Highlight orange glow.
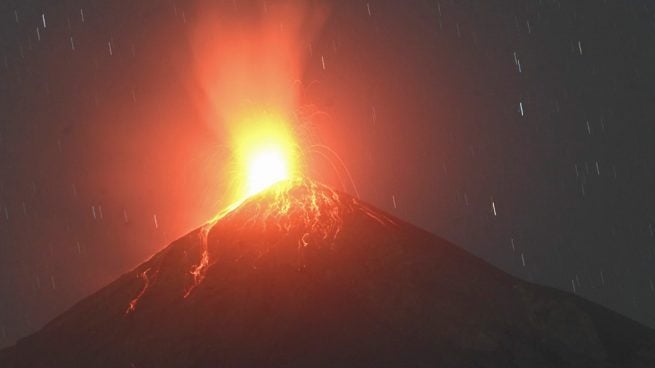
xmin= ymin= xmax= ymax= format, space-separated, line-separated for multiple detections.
xmin=232 ymin=112 xmax=300 ymax=199
xmin=128 ymin=178 xmax=398 ymax=309
xmin=155 ymin=1 xmax=336 ymax=304
xmin=188 ymin=1 xmax=328 ymax=202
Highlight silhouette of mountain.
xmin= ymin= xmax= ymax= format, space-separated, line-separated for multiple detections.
xmin=1 ymin=180 xmax=654 ymax=367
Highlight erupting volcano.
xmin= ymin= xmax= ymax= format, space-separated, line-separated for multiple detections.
xmin=2 ymin=178 xmax=655 ymax=367
xmin=5 ymin=0 xmax=655 ymax=365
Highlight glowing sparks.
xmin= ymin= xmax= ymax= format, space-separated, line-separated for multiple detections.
xmin=121 ymin=1 xmax=340 ymax=312
xmin=246 ymin=146 xmax=291 ymax=196
xmin=231 ymin=111 xmax=300 ymax=200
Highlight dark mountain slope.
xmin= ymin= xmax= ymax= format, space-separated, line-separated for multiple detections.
xmin=1 ymin=180 xmax=654 ymax=367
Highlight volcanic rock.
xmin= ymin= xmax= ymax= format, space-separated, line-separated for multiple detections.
xmin=1 ymin=180 xmax=654 ymax=367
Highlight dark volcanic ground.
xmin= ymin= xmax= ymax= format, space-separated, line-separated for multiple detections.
xmin=1 ymin=183 xmax=654 ymax=367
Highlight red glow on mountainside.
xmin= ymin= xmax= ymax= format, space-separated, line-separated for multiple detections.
xmin=125 ymin=179 xmax=396 ymax=312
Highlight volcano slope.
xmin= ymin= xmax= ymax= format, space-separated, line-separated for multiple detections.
xmin=1 ymin=180 xmax=655 ymax=368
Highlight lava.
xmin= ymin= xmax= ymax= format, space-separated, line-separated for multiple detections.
xmin=236 ymin=179 xmax=346 ymax=244
xmin=183 ymin=225 xmax=211 ymax=298
xmin=183 ymin=178 xmax=345 ymax=299
xmin=125 ymin=268 xmax=153 ymax=315
xmin=122 ymin=1 xmax=361 ymax=309
xmin=125 ymin=178 xmax=396 ymax=312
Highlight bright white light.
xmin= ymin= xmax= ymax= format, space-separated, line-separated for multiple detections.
xmin=246 ymin=147 xmax=290 ymax=196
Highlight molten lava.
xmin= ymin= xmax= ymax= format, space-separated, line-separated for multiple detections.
xmin=122 ymin=1 xmax=336 ymax=313
xmin=125 ymin=268 xmax=154 ymax=314
xmin=125 ymin=178 xmax=396 ymax=313
xmin=182 ymin=179 xmax=346 ymax=298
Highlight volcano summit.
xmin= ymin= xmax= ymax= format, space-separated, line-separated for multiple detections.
xmin=1 ymin=180 xmax=655 ymax=367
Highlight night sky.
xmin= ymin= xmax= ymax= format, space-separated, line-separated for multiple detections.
xmin=2 ymin=0 xmax=655 ymax=348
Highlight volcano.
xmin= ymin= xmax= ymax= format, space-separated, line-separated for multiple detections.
xmin=1 ymin=180 xmax=654 ymax=367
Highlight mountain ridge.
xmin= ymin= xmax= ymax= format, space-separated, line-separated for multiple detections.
xmin=2 ymin=180 xmax=655 ymax=367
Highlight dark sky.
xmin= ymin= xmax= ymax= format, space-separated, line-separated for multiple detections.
xmin=2 ymin=0 xmax=655 ymax=348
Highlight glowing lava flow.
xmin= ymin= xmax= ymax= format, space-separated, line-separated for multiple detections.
xmin=125 ymin=177 xmax=398 ymax=312
xmin=184 ymin=225 xmax=212 ymax=298
xmin=125 ymin=268 xmax=154 ymax=314
xmin=180 ymin=178 xmax=397 ymax=298
xmin=123 ymin=0 xmax=336 ymax=313
xmin=125 ymin=106 xmax=387 ymax=310
xmin=181 ymin=113 xmax=301 ymax=297
xmin=182 ymin=178 xmax=344 ymax=298
xmin=122 ymin=114 xmax=391 ymax=310
xmin=237 ymin=179 xmax=346 ymax=245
